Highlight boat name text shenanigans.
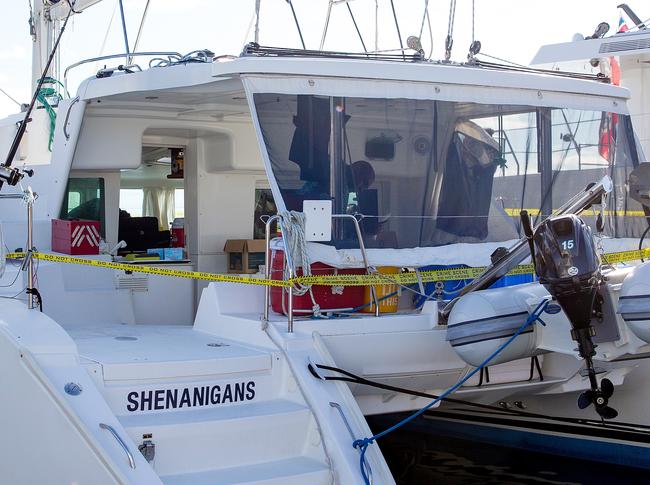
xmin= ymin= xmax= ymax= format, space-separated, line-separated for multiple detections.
xmin=126 ymin=381 xmax=256 ymax=412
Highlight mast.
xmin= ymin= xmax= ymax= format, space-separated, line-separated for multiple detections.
xmin=30 ymin=1 xmax=53 ymax=91
xmin=30 ymin=0 xmax=106 ymax=88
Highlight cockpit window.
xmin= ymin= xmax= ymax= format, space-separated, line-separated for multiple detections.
xmin=253 ymin=93 xmax=643 ymax=249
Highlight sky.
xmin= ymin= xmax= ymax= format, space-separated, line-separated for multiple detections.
xmin=0 ymin=0 xmax=646 ymax=117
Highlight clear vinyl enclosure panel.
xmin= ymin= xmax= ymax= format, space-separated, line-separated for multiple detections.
xmin=253 ymin=94 xmax=643 ymax=249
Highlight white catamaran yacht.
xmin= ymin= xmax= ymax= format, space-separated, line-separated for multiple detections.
xmin=1 ymin=1 xmax=649 ymax=483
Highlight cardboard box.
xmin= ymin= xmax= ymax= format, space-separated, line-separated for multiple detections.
xmin=224 ymin=239 xmax=266 ymax=274
xmin=52 ymin=219 xmax=101 ymax=255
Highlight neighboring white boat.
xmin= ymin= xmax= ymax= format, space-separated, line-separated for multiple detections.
xmin=532 ymin=11 xmax=650 ymax=159
xmin=1 ymin=1 xmax=649 ymax=484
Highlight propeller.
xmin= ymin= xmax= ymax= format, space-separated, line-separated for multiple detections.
xmin=577 ymin=377 xmax=618 ymax=419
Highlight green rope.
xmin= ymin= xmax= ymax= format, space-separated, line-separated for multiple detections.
xmin=35 ymin=77 xmax=63 ymax=152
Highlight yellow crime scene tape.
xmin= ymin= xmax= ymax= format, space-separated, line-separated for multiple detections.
xmin=500 ymin=208 xmax=648 ymax=217
xmin=6 ymin=248 xmax=650 ymax=288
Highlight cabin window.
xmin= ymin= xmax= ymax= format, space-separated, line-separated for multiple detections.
xmin=120 ymin=189 xmax=144 ymax=217
xmin=59 ymin=177 xmax=106 ymax=237
xmin=119 ymin=188 xmax=184 ymax=220
xmin=174 ymin=188 xmax=185 ymax=218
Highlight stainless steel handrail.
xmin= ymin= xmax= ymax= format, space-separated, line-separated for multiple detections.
xmin=263 ymin=215 xmax=295 ymax=332
xmin=1 ymin=190 xmax=36 ymax=309
xmin=332 ymin=214 xmax=380 ymax=317
xmin=264 ymin=215 xmax=280 ymax=323
xmin=330 ymin=402 xmax=373 ymax=484
xmin=64 ymin=51 xmax=182 ymax=92
xmin=26 ymin=189 xmax=34 ymax=310
xmin=99 ymin=422 xmax=136 ymax=469
xmin=279 ymin=217 xmax=296 ymax=332
xmin=63 ymin=96 xmax=80 ymax=140
xmin=263 ymin=211 xmax=381 ymax=332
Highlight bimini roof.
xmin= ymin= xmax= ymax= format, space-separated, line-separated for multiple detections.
xmin=213 ymin=55 xmax=629 ymax=114
xmin=74 ymin=51 xmax=630 ymax=115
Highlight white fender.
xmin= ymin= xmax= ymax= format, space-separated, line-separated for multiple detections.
xmin=619 ymin=261 xmax=650 ymax=343
xmin=447 ymin=283 xmax=549 ymax=367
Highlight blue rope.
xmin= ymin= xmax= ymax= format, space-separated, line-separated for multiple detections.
xmin=352 ymin=298 xmax=550 ymax=485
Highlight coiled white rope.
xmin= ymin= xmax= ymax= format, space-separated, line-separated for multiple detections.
xmin=279 ymin=210 xmax=321 ymax=315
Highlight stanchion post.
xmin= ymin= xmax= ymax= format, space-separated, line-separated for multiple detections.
xmin=26 ymin=193 xmax=34 ymax=309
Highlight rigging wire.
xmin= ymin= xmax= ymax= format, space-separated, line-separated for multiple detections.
xmin=242 ymin=7 xmax=257 ymax=47
xmin=388 ymin=0 xmax=405 ymax=60
xmin=445 ymin=0 xmax=457 ymax=61
xmin=130 ymin=0 xmax=152 ymax=63
xmin=98 ymin=0 xmax=119 ymax=58
xmin=418 ymin=0 xmax=429 ymax=40
xmin=374 ymin=0 xmax=379 ymax=52
xmin=472 ymin=0 xmax=475 ymax=43
xmin=477 ymin=51 xmax=530 ymax=69
xmin=320 ymin=0 xmax=333 ymax=51
xmin=346 ymin=2 xmax=367 ymax=53
xmin=117 ymin=0 xmax=130 ymax=60
xmin=0 ymin=88 xmax=22 ymax=108
xmin=254 ymin=0 xmax=261 ymax=44
xmin=425 ymin=7 xmax=434 ymax=59
xmin=285 ymin=0 xmax=306 ymax=50
xmin=417 ymin=0 xmax=434 ymax=59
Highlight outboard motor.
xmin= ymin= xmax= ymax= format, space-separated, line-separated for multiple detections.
xmin=527 ymin=213 xmax=617 ymax=419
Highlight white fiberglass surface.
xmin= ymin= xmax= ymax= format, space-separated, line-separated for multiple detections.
xmin=65 ymin=323 xmax=264 ymax=366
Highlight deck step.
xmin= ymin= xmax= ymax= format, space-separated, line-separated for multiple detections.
xmin=119 ymin=399 xmax=320 ymax=476
xmin=101 ymin=372 xmax=278 ymax=416
xmin=118 ymin=398 xmax=308 ymax=428
xmin=72 ymin=325 xmax=273 ymax=381
xmin=160 ymin=457 xmax=332 ymax=485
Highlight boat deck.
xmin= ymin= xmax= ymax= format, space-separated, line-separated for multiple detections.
xmin=64 ymin=323 xmax=272 ymax=381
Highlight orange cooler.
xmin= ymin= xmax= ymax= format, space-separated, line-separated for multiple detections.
xmin=362 ymin=266 xmax=400 ymax=313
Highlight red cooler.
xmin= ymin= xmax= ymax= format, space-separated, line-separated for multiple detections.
xmin=270 ymin=249 xmax=366 ymax=315
xmin=171 ymin=218 xmax=185 ymax=248
xmin=52 ymin=219 xmax=101 ymax=255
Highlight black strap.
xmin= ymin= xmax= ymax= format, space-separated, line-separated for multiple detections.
xmin=308 ymin=362 xmax=650 ymax=434
xmin=26 ymin=287 xmax=43 ymax=312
